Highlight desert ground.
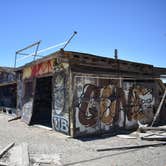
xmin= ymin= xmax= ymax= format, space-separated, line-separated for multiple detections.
xmin=0 ymin=113 xmax=166 ymax=166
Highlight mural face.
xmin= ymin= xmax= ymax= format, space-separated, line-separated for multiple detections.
xmin=74 ymin=76 xmax=155 ymax=136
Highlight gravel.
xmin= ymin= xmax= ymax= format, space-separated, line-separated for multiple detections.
xmin=0 ymin=113 xmax=166 ymax=166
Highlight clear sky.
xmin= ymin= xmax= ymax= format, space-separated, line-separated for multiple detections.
xmin=0 ymin=0 xmax=166 ymax=69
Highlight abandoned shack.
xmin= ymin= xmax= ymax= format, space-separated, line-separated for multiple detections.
xmin=0 ymin=67 xmax=17 ymax=114
xmin=1 ymin=50 xmax=166 ymax=137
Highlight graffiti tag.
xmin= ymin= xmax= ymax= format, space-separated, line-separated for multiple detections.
xmin=53 ymin=115 xmax=69 ymax=134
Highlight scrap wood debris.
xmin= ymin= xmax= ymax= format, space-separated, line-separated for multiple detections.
xmin=8 ymin=116 xmax=21 ymax=122
xmin=96 ymin=142 xmax=166 ymax=152
xmin=0 ymin=142 xmax=62 ymax=166
xmin=0 ymin=142 xmax=15 ymax=159
xmin=98 ymin=123 xmax=166 ymax=152
xmin=137 ymin=120 xmax=166 ymax=141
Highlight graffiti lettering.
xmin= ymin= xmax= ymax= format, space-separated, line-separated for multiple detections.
xmin=78 ymin=84 xmax=99 ymax=127
xmin=75 ymin=82 xmax=154 ymax=128
xmin=76 ymin=84 xmax=125 ymax=127
xmin=31 ymin=60 xmax=53 ymax=77
xmin=23 ymin=60 xmax=54 ymax=79
xmin=127 ymin=85 xmax=154 ymax=121
xmin=53 ymin=115 xmax=69 ymax=133
xmin=100 ymin=85 xmax=117 ymax=125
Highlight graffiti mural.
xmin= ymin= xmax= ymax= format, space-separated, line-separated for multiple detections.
xmin=23 ymin=59 xmax=54 ymax=79
xmin=52 ymin=115 xmax=69 ymax=133
xmin=74 ymin=76 xmax=121 ymax=135
xmin=78 ymin=84 xmax=99 ymax=127
xmin=74 ymin=76 xmax=155 ymax=136
xmin=52 ymin=66 xmax=69 ymax=134
xmin=127 ymin=85 xmax=153 ymax=120
xmin=100 ymin=85 xmax=123 ymax=125
xmin=53 ymin=74 xmax=66 ymax=115
xmin=123 ymin=83 xmax=155 ymax=126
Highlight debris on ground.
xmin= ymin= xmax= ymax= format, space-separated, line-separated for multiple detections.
xmin=8 ymin=116 xmax=21 ymax=122
xmin=96 ymin=142 xmax=166 ymax=152
xmin=0 ymin=142 xmax=15 ymax=159
xmin=33 ymin=125 xmax=52 ymax=131
xmin=0 ymin=142 xmax=62 ymax=166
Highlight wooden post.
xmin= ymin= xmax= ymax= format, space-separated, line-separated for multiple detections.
xmin=151 ymin=89 xmax=166 ymax=126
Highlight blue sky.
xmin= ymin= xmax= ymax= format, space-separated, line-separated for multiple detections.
xmin=0 ymin=0 xmax=166 ymax=68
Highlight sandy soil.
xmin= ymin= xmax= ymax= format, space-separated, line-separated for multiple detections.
xmin=0 ymin=113 xmax=166 ymax=166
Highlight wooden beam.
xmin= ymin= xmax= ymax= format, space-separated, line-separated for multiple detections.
xmin=0 ymin=142 xmax=15 ymax=159
xmin=139 ymin=126 xmax=166 ymax=132
xmin=151 ymin=89 xmax=166 ymax=126
xmin=9 ymin=143 xmax=29 ymax=166
xmin=0 ymin=162 xmax=7 ymax=166
xmin=97 ymin=142 xmax=166 ymax=152
xmin=8 ymin=116 xmax=21 ymax=122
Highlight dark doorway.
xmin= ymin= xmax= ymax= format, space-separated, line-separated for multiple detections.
xmin=0 ymin=83 xmax=17 ymax=109
xmin=31 ymin=76 xmax=52 ymax=127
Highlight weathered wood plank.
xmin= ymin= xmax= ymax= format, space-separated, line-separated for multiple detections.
xmin=97 ymin=142 xmax=166 ymax=152
xmin=30 ymin=153 xmax=61 ymax=165
xmin=9 ymin=142 xmax=29 ymax=166
xmin=33 ymin=125 xmax=52 ymax=131
xmin=0 ymin=142 xmax=15 ymax=159
xmin=8 ymin=116 xmax=21 ymax=122
xmin=139 ymin=126 xmax=166 ymax=132
xmin=0 ymin=162 xmax=8 ymax=166
xmin=151 ymin=89 xmax=166 ymax=126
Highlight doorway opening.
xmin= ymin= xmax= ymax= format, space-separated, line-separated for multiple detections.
xmin=0 ymin=83 xmax=17 ymax=114
xmin=31 ymin=76 xmax=52 ymax=127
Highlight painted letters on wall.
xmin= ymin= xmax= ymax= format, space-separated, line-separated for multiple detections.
xmin=122 ymin=81 xmax=155 ymax=128
xmin=73 ymin=75 xmax=155 ymax=136
xmin=23 ymin=59 xmax=54 ymax=79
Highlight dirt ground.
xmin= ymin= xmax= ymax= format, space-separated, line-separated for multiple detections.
xmin=0 ymin=113 xmax=166 ymax=166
